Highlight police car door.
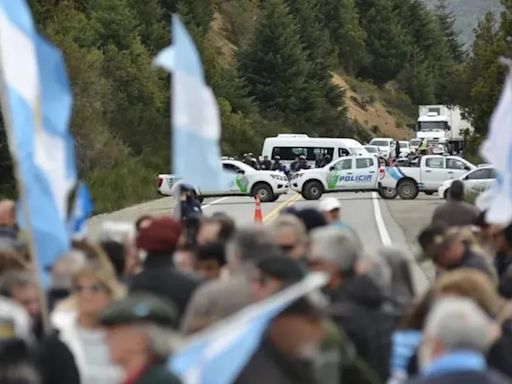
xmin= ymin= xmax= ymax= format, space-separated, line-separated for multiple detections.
xmin=354 ymin=157 xmax=378 ymax=189
xmin=222 ymin=163 xmax=241 ymax=193
xmin=327 ymin=158 xmax=353 ymax=191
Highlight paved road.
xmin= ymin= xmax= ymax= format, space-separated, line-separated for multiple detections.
xmin=90 ymin=191 xmax=442 ymax=293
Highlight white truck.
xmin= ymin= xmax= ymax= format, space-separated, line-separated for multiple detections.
xmin=415 ymin=105 xmax=474 ymax=154
xmin=380 ymin=155 xmax=476 ymax=199
xmin=290 ymin=155 xmax=398 ymax=200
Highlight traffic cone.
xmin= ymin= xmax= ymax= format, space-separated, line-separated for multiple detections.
xmin=254 ymin=194 xmax=263 ymax=223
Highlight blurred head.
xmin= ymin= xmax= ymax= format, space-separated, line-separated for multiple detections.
xmin=378 ymin=247 xmax=415 ymax=306
xmin=195 ymin=242 xmax=226 ymax=280
xmin=288 ymin=208 xmax=327 ymax=233
xmin=172 ymin=247 xmax=196 ymax=275
xmin=135 ymin=215 xmax=152 ymax=233
xmin=419 ymin=225 xmax=466 ymax=269
xmin=419 ymin=297 xmax=497 ymax=370
xmin=136 ymin=217 xmax=182 ymax=257
xmin=250 ymin=256 xmax=305 ymax=301
xmin=434 ymin=269 xmax=500 ymax=317
xmin=72 ymin=266 xmax=123 ymax=321
xmin=99 ymin=240 xmax=126 ymax=279
xmin=226 ymin=227 xmax=282 ymax=272
xmin=0 ymin=271 xmax=40 ymax=320
xmin=0 ymin=200 xmax=16 ymax=228
xmin=319 ymin=198 xmax=341 ymax=224
xmin=100 ymin=294 xmax=179 ymax=372
xmin=271 ymin=215 xmax=308 ymax=262
xmin=448 ymin=180 xmax=464 ymax=201
xmin=309 ymin=227 xmax=360 ymax=290
xmin=196 ymin=215 xmax=236 ymax=245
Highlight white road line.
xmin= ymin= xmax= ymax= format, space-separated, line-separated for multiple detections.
xmin=202 ymin=197 xmax=229 ymax=209
xmin=371 ymin=192 xmax=392 ymax=246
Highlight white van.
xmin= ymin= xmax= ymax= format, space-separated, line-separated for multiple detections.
xmin=261 ymin=134 xmax=368 ymax=169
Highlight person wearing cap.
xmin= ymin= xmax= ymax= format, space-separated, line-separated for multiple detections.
xmin=432 ymin=180 xmax=480 ymax=228
xmin=130 ymin=217 xmax=199 ymax=319
xmin=310 ymin=227 xmax=397 ymax=381
xmin=319 ymin=198 xmax=360 ymax=244
xmin=418 ymin=224 xmax=495 ymax=279
xmin=100 ymin=293 xmax=182 ymax=384
xmin=271 ymin=156 xmax=284 ymax=172
xmin=260 ymin=155 xmax=272 ymax=171
xmin=296 ymin=155 xmax=311 ymax=171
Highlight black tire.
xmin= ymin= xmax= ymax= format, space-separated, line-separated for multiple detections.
xmin=252 ymin=183 xmax=274 ymax=203
xmin=397 ymin=179 xmax=419 ymax=200
xmin=302 ymin=181 xmax=324 ymax=200
xmin=268 ymin=194 xmax=280 ymax=202
xmin=378 ymin=185 xmax=397 ymax=200
xmin=424 ymin=191 xmax=434 ymax=196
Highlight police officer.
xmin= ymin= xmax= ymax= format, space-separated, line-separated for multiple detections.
xmin=100 ymin=293 xmax=182 ymax=384
xmin=321 ymin=155 xmax=332 ymax=168
xmin=260 ymin=155 xmax=272 ymax=170
xmin=296 ymin=155 xmax=311 ymax=171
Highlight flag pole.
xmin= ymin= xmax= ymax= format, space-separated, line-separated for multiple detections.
xmin=0 ymin=53 xmax=51 ymax=334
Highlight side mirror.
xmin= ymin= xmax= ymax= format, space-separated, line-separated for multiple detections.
xmin=329 ymin=166 xmax=335 ymax=171
xmin=237 ymin=169 xmax=245 ymax=175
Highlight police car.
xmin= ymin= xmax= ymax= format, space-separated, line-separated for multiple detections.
xmin=157 ymin=160 xmax=289 ymax=202
xmin=290 ymin=155 xmax=396 ymax=200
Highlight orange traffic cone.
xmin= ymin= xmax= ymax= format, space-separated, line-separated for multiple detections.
xmin=254 ymin=194 xmax=263 ymax=223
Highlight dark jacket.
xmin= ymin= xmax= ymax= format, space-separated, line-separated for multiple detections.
xmin=432 ymin=200 xmax=479 ymax=227
xmin=488 ymin=319 xmax=512 ymax=379
xmin=406 ymin=370 xmax=512 ymax=384
xmin=129 ymin=254 xmax=199 ymax=319
xmin=328 ymin=275 xmax=399 ymax=382
xmin=234 ymin=336 xmax=317 ymax=384
xmin=37 ymin=333 xmax=80 ymax=384
xmin=449 ymin=247 xmax=495 ymax=280
xmin=135 ymin=363 xmax=182 ymax=384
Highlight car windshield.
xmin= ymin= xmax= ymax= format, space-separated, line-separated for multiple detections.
xmin=417 ymin=122 xmax=447 ymax=131
xmin=370 ymin=140 xmax=389 ymax=147
xmin=351 ymin=147 xmax=367 ymax=155
xmin=411 ymin=139 xmax=421 ymax=146
xmin=399 ymin=143 xmax=408 ymax=148
xmin=366 ymin=147 xmax=378 ymax=153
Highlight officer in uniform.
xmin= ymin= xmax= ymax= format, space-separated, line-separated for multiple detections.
xmin=100 ymin=293 xmax=182 ymax=384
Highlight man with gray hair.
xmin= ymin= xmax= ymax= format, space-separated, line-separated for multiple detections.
xmin=181 ymin=226 xmax=282 ymax=334
xmin=270 ymin=214 xmax=309 ymax=263
xmin=407 ymin=297 xmax=508 ymax=384
xmin=310 ymin=227 xmax=397 ymax=381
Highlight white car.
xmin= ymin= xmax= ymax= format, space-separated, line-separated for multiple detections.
xmin=437 ymin=166 xmax=496 ymax=199
xmin=157 ymin=160 xmax=289 ymax=202
xmin=290 ymin=155 xmax=396 ymax=200
xmin=364 ymin=145 xmax=380 ymax=156
xmin=399 ymin=141 xmax=411 ymax=156
xmin=369 ymin=138 xmax=395 ymax=159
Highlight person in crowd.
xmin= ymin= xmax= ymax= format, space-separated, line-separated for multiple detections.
xmin=433 ymin=269 xmax=512 ymax=379
xmin=489 ymin=222 xmax=512 ymax=298
xmin=321 ymin=155 xmax=332 ymax=168
xmin=0 ymin=199 xmax=27 ymax=256
xmin=130 ymin=217 xmax=199 ymax=319
xmin=290 ymin=156 xmax=300 ymax=173
xmin=100 ymin=239 xmax=127 ymax=281
xmin=296 ymin=155 xmax=310 ymax=171
xmin=287 ymin=207 xmax=328 ymax=233
xmin=196 ymin=214 xmax=236 ymax=245
xmin=181 ymin=227 xmax=282 ymax=334
xmin=432 ymin=180 xmax=480 ymax=227
xmin=319 ymin=198 xmax=360 ymax=240
xmin=260 ymin=155 xmax=272 ymax=170
xmin=0 ymin=244 xmax=28 ymax=276
xmin=100 ymin=293 xmax=182 ymax=384
xmin=234 ymin=296 xmax=327 ymax=384
xmin=309 ymin=227 xmax=398 ymax=381
xmin=42 ymin=264 xmax=124 ymax=384
xmin=0 ymin=271 xmax=43 ymax=341
xmin=418 ymin=224 xmax=495 ymax=278
xmin=172 ymin=246 xmax=196 ymax=276
xmin=271 ymin=155 xmax=284 ymax=172
xmin=195 ymin=242 xmax=226 ymax=281
xmin=174 ymin=184 xmax=202 ymax=225
xmin=395 ymin=140 xmax=401 ymax=160
xmin=405 ymin=297 xmax=508 ymax=384
xmin=270 ymin=214 xmax=309 ymax=263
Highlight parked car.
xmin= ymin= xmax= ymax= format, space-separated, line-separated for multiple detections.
xmin=438 ymin=166 xmax=496 ymax=199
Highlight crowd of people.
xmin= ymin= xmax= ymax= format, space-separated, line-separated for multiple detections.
xmin=0 ymin=177 xmax=511 ymax=384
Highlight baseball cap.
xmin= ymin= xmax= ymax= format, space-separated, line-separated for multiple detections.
xmin=136 ymin=217 xmax=182 ymax=253
xmin=319 ymin=198 xmax=341 ymax=213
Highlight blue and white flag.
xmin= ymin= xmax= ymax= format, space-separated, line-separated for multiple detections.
xmin=154 ymin=15 xmax=224 ymax=190
xmin=481 ymin=61 xmax=512 ymax=225
xmin=69 ymin=182 xmax=94 ymax=239
xmin=170 ymin=273 xmax=327 ymax=384
xmin=0 ymin=1 xmax=76 ymax=286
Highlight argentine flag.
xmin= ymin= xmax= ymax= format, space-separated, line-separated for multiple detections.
xmin=481 ymin=60 xmax=512 ymax=225
xmin=171 ymin=273 xmax=327 ymax=384
xmin=154 ymin=16 xmax=224 ymax=190
xmin=0 ymin=1 xmax=76 ymax=286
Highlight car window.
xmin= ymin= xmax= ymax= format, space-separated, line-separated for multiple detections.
xmin=334 ymin=158 xmax=352 ymax=171
xmin=426 ymin=158 xmax=444 ymax=169
xmin=356 ymin=158 xmax=374 ymax=169
xmin=446 ymin=159 xmax=467 ymax=170
xmin=370 ymin=140 xmax=389 ymax=147
xmin=466 ymin=169 xmax=494 ymax=180
xmin=271 ymin=147 xmax=334 ymax=161
xmin=339 ymin=148 xmax=350 ymax=157
xmin=223 ymin=163 xmax=239 ymax=173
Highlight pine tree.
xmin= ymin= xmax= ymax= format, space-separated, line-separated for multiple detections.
xmin=434 ymin=0 xmax=465 ymax=63
xmin=238 ymin=0 xmax=324 ymax=129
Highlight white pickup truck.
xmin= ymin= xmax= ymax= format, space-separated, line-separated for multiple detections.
xmin=380 ymin=155 xmax=476 ymax=199
xmin=290 ymin=155 xmax=397 ymax=200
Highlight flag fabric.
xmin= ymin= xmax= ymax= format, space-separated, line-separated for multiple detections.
xmin=170 ymin=272 xmax=327 ymax=384
xmin=0 ymin=1 xmax=76 ymax=286
xmin=154 ymin=15 xmax=224 ymax=191
xmin=480 ymin=62 xmax=512 ymax=225
xmin=69 ymin=182 xmax=94 ymax=239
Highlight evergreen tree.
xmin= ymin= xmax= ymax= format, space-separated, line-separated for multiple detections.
xmin=238 ymin=0 xmax=325 ymax=130
xmin=434 ymin=0 xmax=465 ymax=63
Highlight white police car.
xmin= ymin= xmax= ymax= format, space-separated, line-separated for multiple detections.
xmin=157 ymin=160 xmax=289 ymax=202
xmin=290 ymin=155 xmax=394 ymax=200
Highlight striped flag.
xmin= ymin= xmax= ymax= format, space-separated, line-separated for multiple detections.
xmin=0 ymin=1 xmax=76 ymax=286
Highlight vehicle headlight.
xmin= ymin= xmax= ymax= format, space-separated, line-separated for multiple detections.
xmin=271 ymin=174 xmax=286 ymax=181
